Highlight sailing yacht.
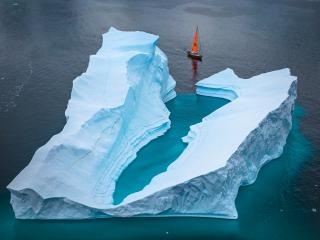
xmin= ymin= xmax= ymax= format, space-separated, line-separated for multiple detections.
xmin=187 ymin=26 xmax=203 ymax=61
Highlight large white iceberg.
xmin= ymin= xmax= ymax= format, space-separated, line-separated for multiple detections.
xmin=7 ymin=28 xmax=297 ymax=219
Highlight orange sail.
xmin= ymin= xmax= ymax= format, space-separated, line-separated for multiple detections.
xmin=191 ymin=26 xmax=199 ymax=54
xmin=187 ymin=26 xmax=202 ymax=61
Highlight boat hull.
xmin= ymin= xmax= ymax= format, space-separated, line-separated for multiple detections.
xmin=187 ymin=51 xmax=202 ymax=61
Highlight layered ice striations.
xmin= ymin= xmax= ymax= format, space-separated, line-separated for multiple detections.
xmin=8 ymin=28 xmax=296 ymax=219
xmin=7 ymin=27 xmax=176 ymax=218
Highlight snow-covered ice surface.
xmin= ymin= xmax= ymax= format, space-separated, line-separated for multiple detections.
xmin=7 ymin=28 xmax=297 ymax=219
xmin=117 ymin=68 xmax=297 ymax=219
xmin=7 ymin=27 xmax=176 ymax=218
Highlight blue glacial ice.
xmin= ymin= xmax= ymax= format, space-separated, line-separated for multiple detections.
xmin=7 ymin=28 xmax=297 ymax=219
xmin=7 ymin=27 xmax=176 ymax=218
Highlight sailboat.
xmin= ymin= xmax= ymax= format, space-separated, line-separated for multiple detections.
xmin=187 ymin=26 xmax=202 ymax=61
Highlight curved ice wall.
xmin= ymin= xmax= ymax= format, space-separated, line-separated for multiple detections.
xmin=7 ymin=27 xmax=176 ymax=218
xmin=8 ymin=28 xmax=297 ymax=219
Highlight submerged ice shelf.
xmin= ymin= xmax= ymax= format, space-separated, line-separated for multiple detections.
xmin=7 ymin=28 xmax=297 ymax=219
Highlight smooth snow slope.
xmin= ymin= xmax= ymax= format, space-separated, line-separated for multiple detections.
xmin=7 ymin=27 xmax=176 ymax=217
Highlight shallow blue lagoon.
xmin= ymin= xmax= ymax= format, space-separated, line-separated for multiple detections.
xmin=113 ymin=94 xmax=229 ymax=204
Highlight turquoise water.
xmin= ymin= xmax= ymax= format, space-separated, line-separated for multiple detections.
xmin=114 ymin=94 xmax=229 ymax=204
xmin=1 ymin=96 xmax=317 ymax=240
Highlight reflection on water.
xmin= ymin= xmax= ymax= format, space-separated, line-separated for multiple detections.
xmin=191 ymin=59 xmax=198 ymax=74
xmin=191 ymin=58 xmax=199 ymax=87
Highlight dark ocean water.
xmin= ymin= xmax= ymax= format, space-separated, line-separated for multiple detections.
xmin=0 ymin=0 xmax=319 ymax=239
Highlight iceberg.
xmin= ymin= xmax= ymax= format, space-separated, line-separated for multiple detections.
xmin=7 ymin=28 xmax=297 ymax=219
